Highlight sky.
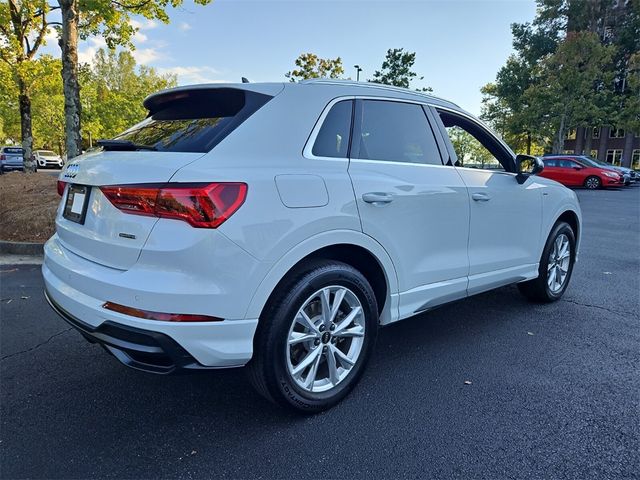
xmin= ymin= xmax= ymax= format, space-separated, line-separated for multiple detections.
xmin=42 ymin=0 xmax=538 ymax=116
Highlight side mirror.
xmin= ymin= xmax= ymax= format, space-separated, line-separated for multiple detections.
xmin=515 ymin=154 xmax=543 ymax=184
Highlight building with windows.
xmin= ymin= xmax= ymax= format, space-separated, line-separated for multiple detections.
xmin=563 ymin=127 xmax=640 ymax=170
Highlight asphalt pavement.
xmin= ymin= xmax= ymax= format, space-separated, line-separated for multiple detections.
xmin=1 ymin=186 xmax=639 ymax=479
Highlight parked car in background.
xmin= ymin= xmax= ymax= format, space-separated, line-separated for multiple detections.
xmin=34 ymin=150 xmax=64 ymax=169
xmin=577 ymin=155 xmax=636 ymax=185
xmin=44 ymin=81 xmax=582 ymax=412
xmin=541 ymin=155 xmax=623 ymax=189
xmin=0 ymin=146 xmax=24 ymax=173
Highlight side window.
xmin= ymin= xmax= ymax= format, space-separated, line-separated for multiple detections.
xmin=437 ymin=109 xmax=514 ymax=172
xmin=544 ymin=159 xmax=558 ymax=167
xmin=445 ymin=126 xmax=503 ymax=170
xmin=558 ymin=160 xmax=574 ymax=168
xmin=356 ymin=100 xmax=442 ymax=165
xmin=312 ymin=100 xmax=353 ymax=158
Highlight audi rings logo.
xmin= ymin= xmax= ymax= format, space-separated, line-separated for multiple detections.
xmin=64 ymin=163 xmax=80 ymax=178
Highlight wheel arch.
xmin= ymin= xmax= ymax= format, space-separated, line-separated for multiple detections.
xmin=550 ymin=208 xmax=582 ymax=256
xmin=244 ymin=230 xmax=399 ymax=325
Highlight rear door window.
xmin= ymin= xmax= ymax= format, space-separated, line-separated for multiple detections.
xmin=354 ymin=100 xmax=443 ymax=166
xmin=112 ymin=88 xmax=273 ymax=153
xmin=312 ymin=100 xmax=353 ymax=158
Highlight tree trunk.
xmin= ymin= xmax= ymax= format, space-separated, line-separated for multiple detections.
xmin=526 ymin=131 xmax=531 ymax=155
xmin=584 ymin=128 xmax=592 ymax=156
xmin=17 ymin=78 xmax=36 ymax=173
xmin=598 ymin=127 xmax=610 ymax=162
xmin=621 ymin=132 xmax=634 ymax=168
xmin=552 ymin=115 xmax=567 ymax=154
xmin=60 ymin=0 xmax=82 ymax=160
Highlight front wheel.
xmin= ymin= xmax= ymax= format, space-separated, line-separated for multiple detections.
xmin=247 ymin=260 xmax=378 ymax=413
xmin=518 ymin=221 xmax=576 ymax=302
xmin=584 ymin=176 xmax=601 ymax=189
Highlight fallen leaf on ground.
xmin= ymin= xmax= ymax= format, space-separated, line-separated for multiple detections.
xmin=464 ymin=380 xmax=472 ymax=385
xmin=20 ymin=296 xmax=29 ymax=300
xmin=527 ymin=331 xmax=535 ymax=336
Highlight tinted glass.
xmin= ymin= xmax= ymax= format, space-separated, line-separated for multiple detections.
xmin=357 ymin=101 xmax=442 ymax=165
xmin=113 ymin=89 xmax=272 ymax=153
xmin=2 ymin=147 xmax=23 ymax=154
xmin=544 ymin=159 xmax=558 ymax=167
xmin=312 ymin=100 xmax=353 ymax=158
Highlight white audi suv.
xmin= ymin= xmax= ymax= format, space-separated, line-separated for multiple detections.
xmin=43 ymin=80 xmax=582 ymax=412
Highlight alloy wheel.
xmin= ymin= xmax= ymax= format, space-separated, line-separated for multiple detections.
xmin=286 ymin=286 xmax=365 ymax=393
xmin=547 ymin=233 xmax=571 ymax=293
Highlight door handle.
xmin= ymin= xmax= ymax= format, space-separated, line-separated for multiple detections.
xmin=362 ymin=192 xmax=394 ymax=205
xmin=471 ymin=192 xmax=491 ymax=202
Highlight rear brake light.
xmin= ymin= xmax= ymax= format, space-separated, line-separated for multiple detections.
xmin=103 ymin=301 xmax=222 ymax=322
xmin=100 ymin=182 xmax=247 ymax=228
xmin=0 ymin=154 xmax=5 ymax=161
xmin=57 ymin=180 xmax=67 ymax=196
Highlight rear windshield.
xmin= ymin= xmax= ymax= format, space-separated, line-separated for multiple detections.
xmin=2 ymin=147 xmax=23 ymax=154
xmin=112 ymin=88 xmax=273 ymax=153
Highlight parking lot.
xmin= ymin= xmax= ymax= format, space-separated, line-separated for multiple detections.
xmin=1 ymin=186 xmax=638 ymax=479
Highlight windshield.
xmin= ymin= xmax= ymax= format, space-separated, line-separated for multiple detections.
xmin=112 ymin=88 xmax=272 ymax=153
xmin=39 ymin=151 xmax=57 ymax=156
xmin=577 ymin=156 xmax=604 ymax=168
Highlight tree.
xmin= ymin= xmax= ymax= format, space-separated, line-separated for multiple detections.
xmin=285 ymin=53 xmax=344 ymax=81
xmin=54 ymin=0 xmax=212 ymax=160
xmin=82 ymin=48 xmax=176 ymax=140
xmin=525 ymin=31 xmax=615 ymax=153
xmin=0 ymin=0 xmax=52 ymax=171
xmin=369 ymin=48 xmax=431 ymax=91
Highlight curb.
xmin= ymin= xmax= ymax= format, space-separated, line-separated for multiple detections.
xmin=0 ymin=240 xmax=44 ymax=256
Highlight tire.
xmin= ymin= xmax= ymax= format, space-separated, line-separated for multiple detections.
xmin=247 ymin=260 xmax=378 ymax=413
xmin=584 ymin=176 xmax=601 ymax=189
xmin=518 ymin=221 xmax=576 ymax=303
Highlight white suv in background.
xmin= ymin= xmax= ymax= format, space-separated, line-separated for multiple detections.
xmin=44 ymin=80 xmax=582 ymax=412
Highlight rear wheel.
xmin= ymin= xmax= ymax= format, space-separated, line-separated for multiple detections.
xmin=247 ymin=260 xmax=378 ymax=413
xmin=518 ymin=221 xmax=576 ymax=302
xmin=584 ymin=176 xmax=601 ymax=189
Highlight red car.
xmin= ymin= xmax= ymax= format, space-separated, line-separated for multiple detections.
xmin=540 ymin=156 xmax=623 ymax=189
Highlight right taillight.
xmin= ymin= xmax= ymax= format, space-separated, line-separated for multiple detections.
xmin=57 ymin=180 xmax=67 ymax=196
xmin=100 ymin=182 xmax=247 ymax=228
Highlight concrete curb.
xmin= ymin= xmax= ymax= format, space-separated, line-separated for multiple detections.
xmin=0 ymin=240 xmax=44 ymax=256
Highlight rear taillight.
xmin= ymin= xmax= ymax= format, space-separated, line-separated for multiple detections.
xmin=0 ymin=154 xmax=5 ymax=161
xmin=100 ymin=182 xmax=247 ymax=228
xmin=57 ymin=180 xmax=66 ymax=196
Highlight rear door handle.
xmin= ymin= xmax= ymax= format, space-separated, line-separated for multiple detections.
xmin=362 ymin=192 xmax=394 ymax=205
xmin=471 ymin=192 xmax=491 ymax=202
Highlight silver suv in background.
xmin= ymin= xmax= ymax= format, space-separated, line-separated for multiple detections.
xmin=0 ymin=146 xmax=24 ymax=173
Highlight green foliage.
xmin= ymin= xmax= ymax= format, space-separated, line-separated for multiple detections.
xmin=82 ymin=48 xmax=176 ymax=141
xmin=370 ymin=48 xmax=422 ymax=89
xmin=0 ymin=49 xmax=176 ymax=152
xmin=75 ymin=0 xmax=212 ymax=49
xmin=482 ymin=0 xmax=639 ymax=154
xmin=285 ymin=53 xmax=344 ymax=82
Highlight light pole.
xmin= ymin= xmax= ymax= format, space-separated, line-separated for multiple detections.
xmin=354 ymin=65 xmax=362 ymax=82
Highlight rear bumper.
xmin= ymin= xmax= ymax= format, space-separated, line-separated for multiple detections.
xmin=42 ymin=234 xmax=262 ymax=368
xmin=45 ymin=290 xmax=216 ymax=373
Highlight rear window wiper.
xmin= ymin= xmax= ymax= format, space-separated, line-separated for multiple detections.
xmin=97 ymin=139 xmax=157 ymax=151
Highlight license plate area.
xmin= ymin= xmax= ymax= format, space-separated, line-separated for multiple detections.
xmin=63 ymin=184 xmax=91 ymax=224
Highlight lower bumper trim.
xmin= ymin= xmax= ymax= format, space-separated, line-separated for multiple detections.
xmin=44 ymin=289 xmax=224 ymax=374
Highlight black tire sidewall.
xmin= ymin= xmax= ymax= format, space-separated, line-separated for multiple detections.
xmin=264 ymin=263 xmax=378 ymax=412
xmin=540 ymin=222 xmax=576 ymax=300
